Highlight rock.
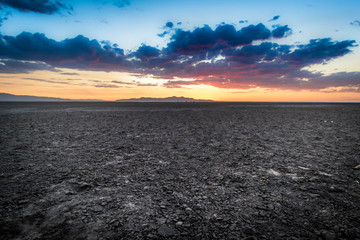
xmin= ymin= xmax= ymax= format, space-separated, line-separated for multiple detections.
xmin=109 ymin=219 xmax=120 ymax=227
xmin=243 ymin=227 xmax=255 ymax=235
xmin=354 ymin=164 xmax=360 ymax=169
xmin=329 ymin=186 xmax=344 ymax=193
xmin=158 ymin=225 xmax=177 ymax=237
xmin=92 ymin=206 xmax=103 ymax=212
xmin=18 ymin=199 xmax=30 ymax=205
xmin=157 ymin=218 xmax=166 ymax=225
xmin=321 ymin=230 xmax=336 ymax=240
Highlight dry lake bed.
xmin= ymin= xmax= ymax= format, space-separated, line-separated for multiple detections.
xmin=0 ymin=102 xmax=359 ymax=239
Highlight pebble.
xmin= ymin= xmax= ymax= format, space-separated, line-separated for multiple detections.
xmin=18 ymin=199 xmax=30 ymax=204
xmin=321 ymin=230 xmax=336 ymax=240
xmin=158 ymin=225 xmax=177 ymax=237
xmin=243 ymin=227 xmax=255 ymax=235
xmin=157 ymin=218 xmax=166 ymax=225
xmin=92 ymin=206 xmax=103 ymax=212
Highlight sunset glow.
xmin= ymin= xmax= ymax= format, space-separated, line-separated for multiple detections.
xmin=0 ymin=0 xmax=359 ymax=101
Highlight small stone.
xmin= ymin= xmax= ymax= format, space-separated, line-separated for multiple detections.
xmin=176 ymin=221 xmax=183 ymax=226
xmin=243 ymin=227 xmax=255 ymax=235
xmin=354 ymin=164 xmax=360 ymax=170
xmin=157 ymin=218 xmax=166 ymax=225
xmin=321 ymin=230 xmax=336 ymax=240
xmin=92 ymin=206 xmax=102 ymax=212
xmin=18 ymin=199 xmax=30 ymax=204
xmin=64 ymin=189 xmax=74 ymax=195
xmin=158 ymin=225 xmax=177 ymax=237
xmin=109 ymin=219 xmax=120 ymax=227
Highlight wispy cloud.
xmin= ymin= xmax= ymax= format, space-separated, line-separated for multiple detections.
xmin=350 ymin=20 xmax=360 ymax=27
xmin=60 ymin=72 xmax=79 ymax=76
xmin=94 ymin=84 xmax=120 ymax=88
xmin=269 ymin=15 xmax=280 ymax=22
xmin=22 ymin=77 xmax=72 ymax=85
xmin=111 ymin=80 xmax=133 ymax=85
xmin=113 ymin=0 xmax=130 ymax=8
xmin=0 ymin=59 xmax=58 ymax=73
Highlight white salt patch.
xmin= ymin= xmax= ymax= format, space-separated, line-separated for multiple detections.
xmin=126 ymin=202 xmax=136 ymax=210
xmin=318 ymin=171 xmax=332 ymax=177
xmin=158 ymin=160 xmax=169 ymax=165
xmin=286 ymin=173 xmax=303 ymax=180
xmin=298 ymin=166 xmax=311 ymax=170
xmin=233 ymin=171 xmax=242 ymax=176
xmin=267 ymin=169 xmax=281 ymax=176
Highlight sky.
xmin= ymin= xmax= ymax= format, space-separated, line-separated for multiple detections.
xmin=0 ymin=0 xmax=359 ymax=101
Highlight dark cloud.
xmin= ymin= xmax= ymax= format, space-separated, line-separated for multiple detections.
xmin=286 ymin=38 xmax=356 ymax=65
xmin=133 ymin=44 xmax=160 ymax=60
xmin=0 ymin=32 xmax=127 ymax=71
xmin=166 ymin=23 xmax=278 ymax=55
xmin=272 ymin=25 xmax=292 ymax=38
xmin=0 ymin=58 xmax=57 ymax=73
xmin=269 ymin=15 xmax=280 ymax=21
xmin=163 ymin=71 xmax=360 ymax=92
xmin=239 ymin=20 xmax=248 ymax=24
xmin=350 ymin=20 xmax=360 ymax=27
xmin=165 ymin=21 xmax=174 ymax=28
xmin=0 ymin=0 xmax=73 ymax=14
xmin=0 ymin=21 xmax=358 ymax=91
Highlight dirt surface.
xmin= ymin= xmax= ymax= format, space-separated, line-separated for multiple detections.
xmin=0 ymin=102 xmax=359 ymax=240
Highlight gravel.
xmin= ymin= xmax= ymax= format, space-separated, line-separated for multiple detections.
xmin=0 ymin=102 xmax=359 ymax=239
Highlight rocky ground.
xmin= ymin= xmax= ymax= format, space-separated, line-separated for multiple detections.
xmin=0 ymin=102 xmax=359 ymax=240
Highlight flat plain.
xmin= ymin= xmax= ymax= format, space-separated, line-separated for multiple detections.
xmin=0 ymin=102 xmax=359 ymax=239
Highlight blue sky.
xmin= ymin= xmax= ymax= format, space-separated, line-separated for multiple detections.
xmin=2 ymin=0 xmax=359 ymax=49
xmin=0 ymin=0 xmax=359 ymax=101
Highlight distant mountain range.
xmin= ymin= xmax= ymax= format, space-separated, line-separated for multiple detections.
xmin=0 ymin=93 xmax=103 ymax=102
xmin=0 ymin=93 xmax=214 ymax=102
xmin=116 ymin=96 xmax=214 ymax=102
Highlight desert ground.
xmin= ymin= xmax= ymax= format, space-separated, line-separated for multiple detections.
xmin=0 ymin=102 xmax=359 ymax=239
